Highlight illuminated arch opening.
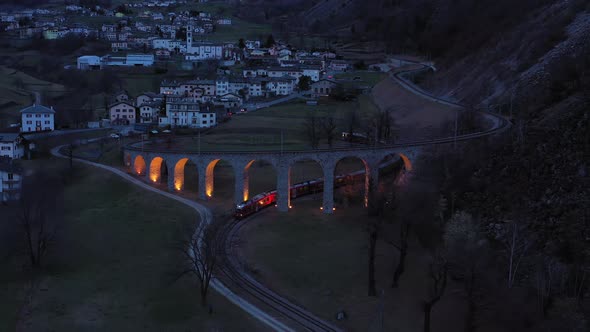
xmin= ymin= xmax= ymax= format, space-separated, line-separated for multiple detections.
xmin=243 ymin=159 xmax=277 ymax=202
xmin=205 ymin=159 xmax=235 ymax=199
xmin=399 ymin=153 xmax=413 ymax=172
xmin=376 ymin=153 xmax=413 ymax=191
xmin=174 ymin=158 xmax=199 ymax=192
xmin=334 ymin=156 xmax=369 ymax=208
xmin=288 ymin=158 xmax=324 ymax=208
xmin=149 ymin=157 xmax=166 ymax=183
xmin=134 ymin=155 xmax=147 ymax=175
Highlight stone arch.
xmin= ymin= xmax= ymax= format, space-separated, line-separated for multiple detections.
xmin=399 ymin=153 xmax=413 ymax=172
xmin=124 ymin=152 xmax=131 ymax=168
xmin=134 ymin=155 xmax=147 ymax=175
xmin=204 ymin=158 xmax=235 ymax=199
xmin=173 ymin=158 xmax=193 ymax=191
xmin=149 ymin=156 xmax=167 ymax=183
xmin=276 ymin=157 xmax=325 ymax=211
xmin=333 ymin=156 xmax=371 ymax=209
xmin=241 ymin=158 xmax=278 ymax=202
xmin=288 ymin=156 xmax=323 ymax=184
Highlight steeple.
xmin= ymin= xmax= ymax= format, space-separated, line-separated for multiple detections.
xmin=186 ymin=24 xmax=192 ymax=45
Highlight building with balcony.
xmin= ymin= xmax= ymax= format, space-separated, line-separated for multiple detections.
xmin=0 ymin=156 xmax=22 ymax=202
xmin=0 ymin=133 xmax=25 ymax=160
xmin=159 ymin=97 xmax=216 ymax=129
xmin=109 ymin=101 xmax=136 ymax=125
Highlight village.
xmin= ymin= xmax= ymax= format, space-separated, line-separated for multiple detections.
xmin=0 ymin=0 xmax=382 ymax=204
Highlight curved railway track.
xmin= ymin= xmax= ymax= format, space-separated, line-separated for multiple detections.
xmin=216 ymin=214 xmax=343 ymax=332
xmin=53 ymin=63 xmax=511 ymax=332
xmin=210 ymin=63 xmax=512 ymax=331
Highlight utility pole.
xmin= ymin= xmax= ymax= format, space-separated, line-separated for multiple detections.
xmin=198 ymin=129 xmax=201 ymax=155
xmin=454 ymin=110 xmax=458 ymax=150
xmin=280 ymin=130 xmax=284 ymax=154
xmin=509 ymin=90 xmax=514 ymax=118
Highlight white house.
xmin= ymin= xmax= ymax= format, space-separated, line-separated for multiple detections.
xmin=302 ymin=66 xmax=321 ymax=82
xmin=114 ymin=90 xmax=130 ymax=103
xmin=244 ymin=40 xmax=260 ymax=50
xmin=136 ymin=92 xmax=164 ymax=107
xmin=20 ymin=104 xmax=55 ymax=132
xmin=214 ymin=93 xmax=243 ymax=109
xmin=159 ymin=97 xmax=216 ymax=128
xmin=77 ymin=55 xmax=102 ymax=70
xmin=266 ymin=76 xmax=296 ymax=96
xmin=109 ymin=101 xmax=136 ymax=125
xmin=311 ymin=79 xmax=340 ymax=96
xmin=0 ymin=134 xmax=24 ymax=159
xmin=267 ymin=67 xmax=303 ymax=83
xmin=111 ymin=41 xmax=129 ymax=52
xmin=330 ymin=60 xmax=350 ymax=71
xmin=160 ymin=80 xmax=181 ymax=95
xmin=0 ymin=157 xmax=23 ymax=202
xmin=216 ymin=18 xmax=232 ymax=25
xmin=138 ymin=101 xmax=161 ymax=123
xmin=215 ymin=76 xmax=254 ymax=97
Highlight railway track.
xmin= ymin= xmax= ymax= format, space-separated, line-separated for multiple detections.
xmin=215 ymin=214 xmax=343 ymax=332
xmin=208 ymin=63 xmax=511 ymax=331
xmin=95 ymin=62 xmax=511 ymax=331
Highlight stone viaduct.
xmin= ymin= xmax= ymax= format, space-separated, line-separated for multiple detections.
xmin=121 ymin=65 xmax=511 ymax=214
xmin=122 ymin=146 xmax=419 ymax=214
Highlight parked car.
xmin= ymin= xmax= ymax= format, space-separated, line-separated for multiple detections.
xmin=110 ymin=133 xmax=120 ymax=139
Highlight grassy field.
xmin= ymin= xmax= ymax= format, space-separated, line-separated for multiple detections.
xmin=0 ymin=158 xmax=268 ymax=331
xmin=206 ymin=19 xmax=272 ymax=43
xmin=0 ymin=66 xmax=68 ymax=126
xmin=334 ymin=71 xmax=388 ymax=87
xmin=143 ymin=95 xmax=380 ymax=152
xmin=238 ymin=198 xmax=464 ymax=332
xmin=70 ymin=138 xmax=129 ymax=166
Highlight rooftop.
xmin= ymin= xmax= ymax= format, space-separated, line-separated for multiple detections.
xmin=20 ymin=104 xmax=55 ymax=114
xmin=0 ymin=133 xmax=21 ymax=143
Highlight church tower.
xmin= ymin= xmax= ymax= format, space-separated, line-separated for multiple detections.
xmin=186 ymin=24 xmax=193 ymax=48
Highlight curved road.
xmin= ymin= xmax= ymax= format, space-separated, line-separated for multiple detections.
xmin=50 ymin=145 xmax=295 ymax=332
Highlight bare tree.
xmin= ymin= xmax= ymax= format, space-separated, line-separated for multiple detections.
xmin=345 ymin=108 xmax=359 ymax=145
xmin=374 ymin=107 xmax=396 ymax=144
xmin=444 ymin=211 xmax=491 ymax=332
xmin=390 ymin=219 xmax=409 ymax=288
xmin=19 ymin=170 xmax=64 ymax=268
xmin=367 ymin=179 xmax=385 ymax=296
xmin=423 ymin=253 xmax=448 ymax=332
xmin=180 ymin=219 xmax=221 ymax=307
xmin=503 ymin=221 xmax=532 ymax=289
xmin=303 ymin=112 xmax=320 ymax=149
xmin=320 ymin=116 xmax=337 ymax=148
xmin=534 ymin=256 xmax=568 ymax=318
xmin=66 ymin=142 xmax=78 ymax=170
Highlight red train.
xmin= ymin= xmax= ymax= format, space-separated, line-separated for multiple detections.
xmin=234 ymin=171 xmax=366 ymax=219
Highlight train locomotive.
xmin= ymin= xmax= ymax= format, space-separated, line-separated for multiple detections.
xmin=234 ymin=170 xmax=367 ymax=220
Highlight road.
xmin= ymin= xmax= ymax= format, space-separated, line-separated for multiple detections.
xmin=50 ymin=62 xmax=510 ymax=332
xmin=50 ymin=144 xmax=296 ymax=332
xmin=22 ymin=127 xmax=110 ymax=140
xmin=242 ymin=93 xmax=303 ymax=112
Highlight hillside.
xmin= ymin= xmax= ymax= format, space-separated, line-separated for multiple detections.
xmin=250 ymin=1 xmax=590 ymax=330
